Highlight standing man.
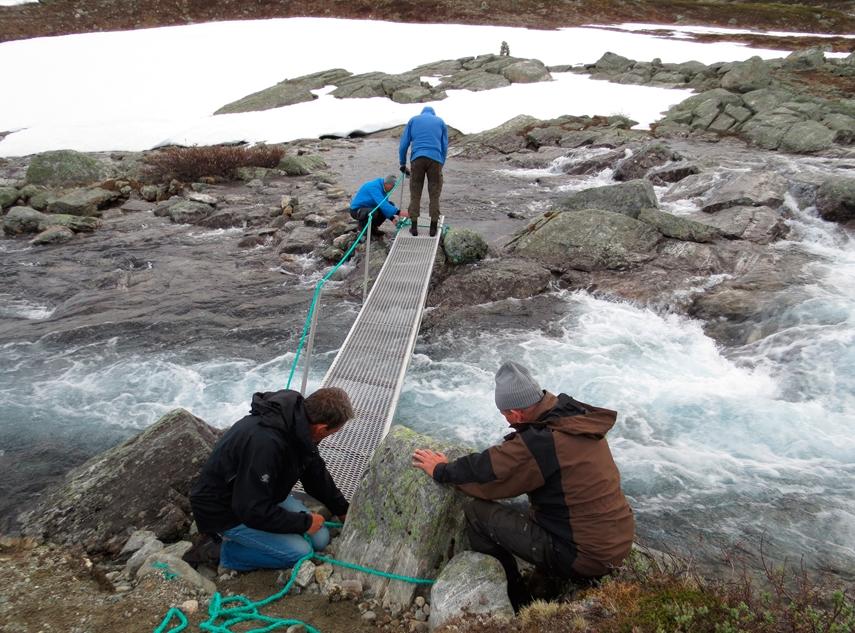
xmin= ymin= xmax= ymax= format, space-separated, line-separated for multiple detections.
xmin=349 ymin=174 xmax=407 ymax=237
xmin=189 ymin=387 xmax=353 ymax=571
xmin=399 ymin=106 xmax=448 ymax=237
xmin=412 ymin=362 xmax=634 ymax=609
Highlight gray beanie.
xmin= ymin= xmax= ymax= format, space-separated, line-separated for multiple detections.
xmin=384 ymin=174 xmax=396 ymax=187
xmin=494 ymin=361 xmax=542 ymax=411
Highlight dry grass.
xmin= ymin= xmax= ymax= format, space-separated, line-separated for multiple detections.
xmin=144 ymin=144 xmax=285 ymax=183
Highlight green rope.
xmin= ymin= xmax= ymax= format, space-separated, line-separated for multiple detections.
xmin=152 ymin=521 xmax=434 ymax=633
xmin=285 ymin=175 xmax=403 ymax=391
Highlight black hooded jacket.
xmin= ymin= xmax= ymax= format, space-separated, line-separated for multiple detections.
xmin=189 ymin=390 xmax=349 ymax=535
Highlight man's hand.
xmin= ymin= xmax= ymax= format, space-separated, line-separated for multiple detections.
xmin=398 ymin=209 xmax=410 ymax=219
xmin=337 ymin=513 xmax=347 ymax=523
xmin=307 ymin=512 xmax=325 ymax=535
xmin=412 ymin=449 xmax=448 ymax=477
xmin=400 ymin=164 xmax=411 ymax=176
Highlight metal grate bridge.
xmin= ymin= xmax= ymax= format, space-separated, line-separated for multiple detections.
xmin=315 ymin=219 xmax=443 ymax=500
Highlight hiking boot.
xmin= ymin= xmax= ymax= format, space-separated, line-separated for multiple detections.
xmin=410 ymin=223 xmax=418 ymax=236
xmin=429 ymin=221 xmax=438 ymax=237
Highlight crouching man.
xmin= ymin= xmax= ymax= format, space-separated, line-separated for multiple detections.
xmin=190 ymin=387 xmax=353 ymax=571
xmin=412 ymin=362 xmax=634 ymax=608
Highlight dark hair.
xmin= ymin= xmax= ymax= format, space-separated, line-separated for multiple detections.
xmin=304 ymin=387 xmax=353 ymax=430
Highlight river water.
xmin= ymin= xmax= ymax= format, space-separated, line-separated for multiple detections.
xmin=1 ymin=143 xmax=853 ymax=579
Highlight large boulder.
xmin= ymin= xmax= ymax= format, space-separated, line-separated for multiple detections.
xmin=156 ymin=200 xmax=214 ymax=224
xmin=637 ymin=208 xmax=721 ymax=243
xmin=17 ymin=409 xmax=220 ymax=555
xmin=336 ymin=426 xmax=471 ymax=610
xmin=30 ymin=225 xmax=75 ymax=245
xmin=778 ymin=121 xmax=836 ymax=154
xmin=46 ymin=187 xmax=120 ymax=216
xmin=428 ymin=258 xmax=552 ymax=309
xmin=278 ymin=225 xmax=325 ymax=255
xmin=25 ymin=150 xmax=107 ymax=187
xmin=215 ymin=69 xmax=352 ymax=114
xmin=440 ymin=69 xmax=510 ymax=91
xmin=560 ymin=179 xmax=658 ymax=219
xmin=330 ymin=71 xmax=392 ymax=98
xmin=501 ymin=60 xmax=551 ymax=84
xmin=3 ymin=206 xmax=100 ymax=235
xmin=784 ymin=47 xmax=827 ymax=70
xmin=428 ymin=552 xmax=515 ymax=631
xmin=720 ymin=57 xmax=773 ymax=93
xmin=702 ymin=172 xmax=788 ymax=213
xmin=279 ymin=154 xmax=328 ymax=176
xmin=0 ymin=186 xmax=20 ymax=209
xmin=689 ymin=206 xmax=788 ymax=244
xmin=613 ymin=143 xmax=679 ymax=181
xmin=815 ymin=177 xmax=855 ymax=223
xmin=454 ymin=115 xmax=540 ymax=156
xmin=442 ymin=228 xmax=488 ymax=264
xmin=509 ymin=209 xmax=662 ymax=272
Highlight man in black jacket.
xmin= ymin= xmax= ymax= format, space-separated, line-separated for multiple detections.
xmin=189 ymin=387 xmax=353 ymax=571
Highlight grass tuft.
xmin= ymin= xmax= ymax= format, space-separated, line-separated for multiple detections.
xmin=144 ymin=144 xmax=285 ymax=183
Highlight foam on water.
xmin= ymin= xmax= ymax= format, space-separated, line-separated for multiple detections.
xmin=0 ymin=294 xmax=54 ymax=320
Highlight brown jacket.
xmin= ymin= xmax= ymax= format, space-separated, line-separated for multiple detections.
xmin=434 ymin=392 xmax=634 ymax=576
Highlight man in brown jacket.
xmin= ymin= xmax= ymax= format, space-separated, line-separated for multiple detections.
xmin=412 ymin=361 xmax=634 ymax=608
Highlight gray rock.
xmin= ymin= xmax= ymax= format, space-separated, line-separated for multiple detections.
xmin=296 ymin=560 xmax=316 ymax=588
xmin=721 ymin=57 xmax=772 ymax=93
xmin=120 ymin=530 xmax=159 ymax=557
xmin=662 ymin=172 xmax=720 ymax=202
xmin=0 ymin=186 xmax=20 ymax=209
xmin=120 ymin=199 xmax=155 ymax=214
xmin=440 ymin=69 xmax=510 ymax=91
xmin=690 ymin=205 xmax=788 ymax=243
xmin=428 ymin=552 xmax=514 ymax=631
xmin=40 ymin=213 xmax=101 ymax=233
xmin=278 ymin=225 xmax=325 ymax=254
xmin=391 ymin=86 xmax=435 ymax=104
xmin=442 ymin=228 xmax=488 ymax=264
xmin=702 ymin=172 xmax=788 ymax=213
xmin=162 ymin=540 xmax=193 ymax=559
xmin=331 ymin=72 xmax=393 ymax=98
xmin=742 ymin=88 xmax=790 ymax=113
xmin=3 ymin=206 xmax=45 ymax=235
xmin=778 ymin=121 xmax=836 ymax=153
xmin=303 ymin=213 xmax=329 ymax=228
xmin=613 ymin=144 xmax=678 ymax=181
xmin=126 ymin=538 xmax=165 ymax=577
xmin=708 ymin=112 xmax=737 ymax=132
xmin=501 ymin=60 xmax=551 ymax=83
xmin=25 ymin=150 xmax=107 ymax=187
xmin=724 ymin=103 xmax=753 ymax=123
xmin=185 ymin=192 xmax=218 ymax=206
xmin=138 ymin=552 xmax=217 ymax=594
xmin=651 ymin=70 xmax=689 ymax=84
xmin=784 ymin=47 xmax=827 ymax=70
xmin=647 ymin=162 xmax=700 ymax=185
xmin=560 ymin=179 xmax=658 ymax=219
xmin=455 ymin=115 xmax=539 ymax=156
xmin=279 ymin=155 xmax=328 ymax=177
xmin=509 ymin=208 xmax=662 ymax=272
xmin=215 ymin=69 xmax=352 ymax=114
xmin=30 ymin=225 xmax=75 ymax=245
xmin=335 ymin=426 xmax=471 ymax=610
xmin=17 ymin=409 xmax=220 ymax=555
xmin=47 ymin=187 xmax=119 ymax=217
xmin=428 ymin=258 xmax=552 ymax=310
xmin=638 ymin=208 xmax=721 ymax=243
xmin=592 ymin=51 xmax=634 ymax=72
xmin=560 ymin=147 xmax=626 ymax=176
xmin=140 ymin=184 xmax=163 ymax=202
xmin=815 ymin=177 xmax=855 ymax=223
xmin=165 ymin=200 xmax=214 ymax=224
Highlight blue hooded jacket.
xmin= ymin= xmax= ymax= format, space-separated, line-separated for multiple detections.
xmin=399 ymin=106 xmax=448 ymax=166
xmin=350 ymin=177 xmax=399 ymax=219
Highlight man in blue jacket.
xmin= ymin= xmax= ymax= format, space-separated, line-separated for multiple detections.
xmin=399 ymin=106 xmax=448 ymax=237
xmin=189 ymin=387 xmax=353 ymax=571
xmin=349 ymin=174 xmax=407 ymax=237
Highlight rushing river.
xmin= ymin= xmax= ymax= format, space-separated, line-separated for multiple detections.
xmin=1 ymin=147 xmax=853 ymax=579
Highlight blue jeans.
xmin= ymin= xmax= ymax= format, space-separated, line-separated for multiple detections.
xmin=219 ymin=495 xmax=330 ymax=571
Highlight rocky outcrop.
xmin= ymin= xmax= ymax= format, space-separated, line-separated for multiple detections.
xmin=427 ymin=258 xmax=552 ymax=311
xmin=278 ymin=154 xmax=328 ymax=177
xmin=428 ymin=552 xmax=514 ymax=630
xmin=637 ymin=208 xmax=721 ymax=243
xmin=691 ymin=206 xmax=788 ymax=244
xmin=25 ymin=150 xmax=108 ymax=187
xmin=613 ymin=143 xmax=681 ymax=181
xmin=46 ymin=187 xmax=120 ymax=216
xmin=442 ymin=227 xmax=488 ymax=264
xmin=336 ymin=426 xmax=471 ymax=610
xmin=509 ymin=208 xmax=662 ymax=272
xmin=560 ymin=179 xmax=659 ymax=218
xmin=17 ymin=409 xmax=220 ymax=555
xmin=0 ymin=185 xmax=19 ymax=209
xmin=30 ymin=225 xmax=75 ymax=245
xmin=815 ymin=177 xmax=855 ymax=223
xmin=154 ymin=199 xmax=214 ymax=224
xmin=701 ymin=172 xmax=788 ymax=213
xmin=215 ymin=69 xmax=352 ymax=114
xmin=3 ymin=205 xmax=101 ymax=235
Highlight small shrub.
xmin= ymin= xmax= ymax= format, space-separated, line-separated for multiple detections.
xmin=144 ymin=144 xmax=285 ymax=183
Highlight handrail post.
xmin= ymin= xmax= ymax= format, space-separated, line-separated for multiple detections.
xmin=362 ymin=218 xmax=372 ymax=304
xmin=301 ymin=287 xmax=322 ymax=395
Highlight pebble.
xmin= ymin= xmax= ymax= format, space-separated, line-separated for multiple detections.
xmin=414 ymin=596 xmax=425 ymax=608
xmin=422 ymin=604 xmax=430 ymax=616
xmin=414 ymin=607 xmax=427 ymax=622
xmin=180 ymin=599 xmax=198 ymax=614
xmin=286 ymin=625 xmax=305 ymax=633
xmin=409 ymin=622 xmax=428 ymax=633
xmin=362 ymin=611 xmax=377 ymax=622
xmin=114 ymin=584 xmax=132 ymax=593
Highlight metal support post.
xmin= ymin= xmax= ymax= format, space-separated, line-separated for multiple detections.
xmin=301 ymin=289 xmax=322 ymax=395
xmin=362 ymin=217 xmax=372 ymax=304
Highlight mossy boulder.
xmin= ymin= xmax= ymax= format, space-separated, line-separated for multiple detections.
xmin=778 ymin=120 xmax=836 ymax=153
xmin=278 ymin=154 xmax=328 ymax=177
xmin=17 ymin=408 xmax=220 ymax=555
xmin=509 ymin=208 xmax=662 ymax=272
xmin=442 ymin=227 xmax=488 ymax=265
xmin=560 ymin=179 xmax=659 ymax=219
xmin=31 ymin=225 xmax=75 ymax=245
xmin=720 ymin=57 xmax=773 ymax=93
xmin=25 ymin=150 xmax=107 ymax=187
xmin=46 ymin=187 xmax=120 ymax=217
xmin=335 ymin=426 xmax=472 ymax=610
xmin=0 ymin=186 xmax=20 ymax=209
xmin=215 ymin=69 xmax=351 ymax=115
xmin=638 ymin=208 xmax=721 ymax=243
xmin=3 ymin=206 xmax=45 ymax=235
xmin=816 ymin=177 xmax=855 ymax=223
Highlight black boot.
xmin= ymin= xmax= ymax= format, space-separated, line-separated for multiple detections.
xmin=429 ymin=220 xmax=438 ymax=237
xmin=410 ymin=223 xmax=418 ymax=236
